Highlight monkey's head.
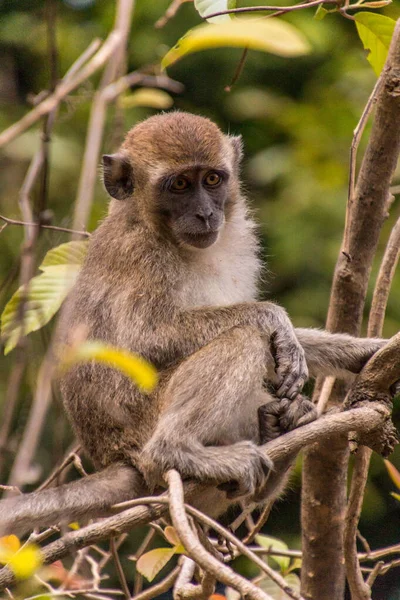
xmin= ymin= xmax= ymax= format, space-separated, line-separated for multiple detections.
xmin=102 ymin=112 xmax=243 ymax=249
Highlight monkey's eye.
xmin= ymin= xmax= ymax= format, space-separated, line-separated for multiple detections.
xmin=204 ymin=172 xmax=222 ymax=187
xmin=170 ymin=177 xmax=190 ymax=192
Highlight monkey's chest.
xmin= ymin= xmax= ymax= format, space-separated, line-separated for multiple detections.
xmin=176 ymin=266 xmax=258 ymax=308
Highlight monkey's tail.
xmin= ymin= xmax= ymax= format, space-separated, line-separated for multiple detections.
xmin=0 ymin=463 xmax=145 ymax=537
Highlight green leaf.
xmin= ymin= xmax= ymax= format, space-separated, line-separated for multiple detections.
xmin=61 ymin=340 xmax=158 ymax=393
xmin=136 ymin=547 xmax=176 ymax=582
xmin=256 ymin=534 xmax=290 ymax=572
xmin=120 ymin=88 xmax=174 ymax=110
xmin=1 ymin=241 xmax=88 ymax=354
xmin=1 ymin=265 xmax=81 ymax=355
xmin=314 ymin=5 xmax=328 ymax=20
xmin=194 ymin=0 xmax=236 ymax=24
xmin=384 ymin=459 xmax=400 ymax=491
xmin=354 ymin=12 xmax=396 ymax=76
xmin=259 ymin=573 xmax=301 ymax=599
xmin=162 ymin=18 xmax=311 ymax=69
xmin=41 ymin=240 xmax=88 ymax=268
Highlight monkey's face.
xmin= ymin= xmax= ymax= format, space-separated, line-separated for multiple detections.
xmin=102 ymin=113 xmax=243 ymax=249
xmin=155 ymin=166 xmax=229 ymax=249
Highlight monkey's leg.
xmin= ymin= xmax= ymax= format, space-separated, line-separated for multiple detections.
xmin=0 ymin=463 xmax=145 ymax=537
xmin=295 ymin=328 xmax=386 ymax=377
xmin=139 ymin=326 xmax=272 ymax=499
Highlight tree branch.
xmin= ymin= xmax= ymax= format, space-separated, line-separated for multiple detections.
xmin=301 ymin=18 xmax=400 ymax=600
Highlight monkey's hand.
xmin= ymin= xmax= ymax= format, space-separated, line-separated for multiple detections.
xmin=258 ymin=396 xmax=317 ymax=445
xmin=262 ymin=305 xmax=308 ymax=399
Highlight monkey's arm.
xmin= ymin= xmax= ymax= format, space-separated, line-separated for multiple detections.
xmin=295 ymin=328 xmax=386 ymax=378
xmin=143 ymin=301 xmax=308 ymax=400
xmin=0 ymin=463 xmax=145 ymax=537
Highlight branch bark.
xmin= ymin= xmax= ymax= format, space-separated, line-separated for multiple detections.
xmin=301 ymin=19 xmax=400 ymax=600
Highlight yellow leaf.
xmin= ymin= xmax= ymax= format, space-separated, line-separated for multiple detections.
xmin=162 ymin=18 xmax=311 ymax=69
xmin=60 ymin=340 xmax=158 ymax=393
xmin=136 ymin=547 xmax=176 ymax=582
xmin=391 ymin=492 xmax=400 ymax=502
xmin=7 ymin=544 xmax=42 ymax=580
xmin=68 ymin=522 xmax=80 ymax=530
xmin=164 ymin=526 xmax=181 ymax=546
xmin=385 ymin=460 xmax=400 ymax=490
xmin=121 ymin=89 xmax=174 ymax=110
xmin=0 ymin=535 xmax=20 ymax=562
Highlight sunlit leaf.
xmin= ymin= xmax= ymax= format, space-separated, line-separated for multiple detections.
xmin=1 ymin=241 xmax=88 ymax=355
xmin=384 ymin=459 xmax=400 ymax=490
xmin=136 ymin=547 xmax=176 ymax=582
xmin=194 ymin=0 xmax=236 ymax=23
xmin=354 ymin=12 xmax=396 ymax=76
xmin=61 ymin=340 xmax=158 ymax=393
xmin=0 ymin=535 xmax=20 ymax=562
xmin=256 ymin=534 xmax=290 ymax=572
xmin=41 ymin=241 xmax=88 ymax=268
xmin=259 ymin=572 xmax=301 ymax=599
xmin=1 ymin=265 xmax=81 ymax=355
xmin=162 ymin=18 xmax=311 ymax=69
xmin=164 ymin=526 xmax=181 ymax=547
xmin=120 ymin=88 xmax=174 ymax=110
xmin=288 ymin=557 xmax=302 ymax=572
xmin=7 ymin=544 xmax=42 ymax=580
xmin=391 ymin=492 xmax=400 ymax=502
xmin=163 ymin=526 xmax=185 ymax=553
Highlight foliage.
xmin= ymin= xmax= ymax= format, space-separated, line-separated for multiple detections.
xmin=135 ymin=527 xmax=185 ymax=581
xmin=162 ymin=18 xmax=311 ymax=68
xmin=354 ymin=11 xmax=396 ymax=75
xmin=0 ymin=241 xmax=88 ymax=354
xmin=0 ymin=535 xmax=42 ymax=580
xmin=61 ymin=339 xmax=158 ymax=392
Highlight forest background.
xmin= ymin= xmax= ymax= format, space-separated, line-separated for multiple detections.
xmin=0 ymin=0 xmax=400 ymax=598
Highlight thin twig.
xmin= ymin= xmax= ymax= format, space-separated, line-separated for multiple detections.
xmin=166 ymin=470 xmax=274 ymax=600
xmin=182 ymin=503 xmax=304 ymax=600
xmin=0 ymin=32 xmax=125 ymax=147
xmin=0 ymin=215 xmax=90 ymax=237
xmin=110 ymin=537 xmax=130 ymax=600
xmin=344 ymin=75 xmax=384 ymax=255
xmin=131 ymin=566 xmax=180 ymax=600
xmin=242 ymin=499 xmax=275 ymax=545
xmin=72 ymin=0 xmax=135 ymax=233
xmin=155 ymin=0 xmax=193 ymax=28
xmin=204 ymin=0 xmax=373 ymax=19
xmin=316 ymin=375 xmax=336 ymax=416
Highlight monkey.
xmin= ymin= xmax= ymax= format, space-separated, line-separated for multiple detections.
xmin=0 ymin=112 xmax=390 ymax=537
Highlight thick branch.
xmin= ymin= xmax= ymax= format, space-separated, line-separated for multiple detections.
xmin=301 ymin=18 xmax=400 ymax=600
xmin=0 ymin=401 xmax=393 ymax=592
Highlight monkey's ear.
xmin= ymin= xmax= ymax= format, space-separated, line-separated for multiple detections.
xmin=102 ymin=153 xmax=134 ymax=200
xmin=228 ymin=135 xmax=244 ymax=168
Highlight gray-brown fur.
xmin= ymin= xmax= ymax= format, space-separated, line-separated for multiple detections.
xmin=0 ymin=112 xmax=388 ymax=535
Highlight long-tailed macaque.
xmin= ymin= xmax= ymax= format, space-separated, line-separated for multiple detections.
xmin=0 ymin=112 xmax=387 ymax=536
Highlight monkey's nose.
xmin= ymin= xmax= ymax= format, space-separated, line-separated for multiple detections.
xmin=195 ymin=210 xmax=214 ymax=226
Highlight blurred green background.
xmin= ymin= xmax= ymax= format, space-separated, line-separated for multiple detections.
xmin=1 ymin=0 xmax=400 ymax=597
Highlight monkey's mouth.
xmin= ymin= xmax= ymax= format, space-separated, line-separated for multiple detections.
xmin=181 ymin=230 xmax=219 ymax=249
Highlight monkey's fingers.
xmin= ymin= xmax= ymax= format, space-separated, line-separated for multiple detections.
xmin=274 ymin=336 xmax=308 ymax=400
xmin=258 ymin=399 xmax=289 ymax=444
xmin=279 ymin=395 xmax=317 ymax=432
